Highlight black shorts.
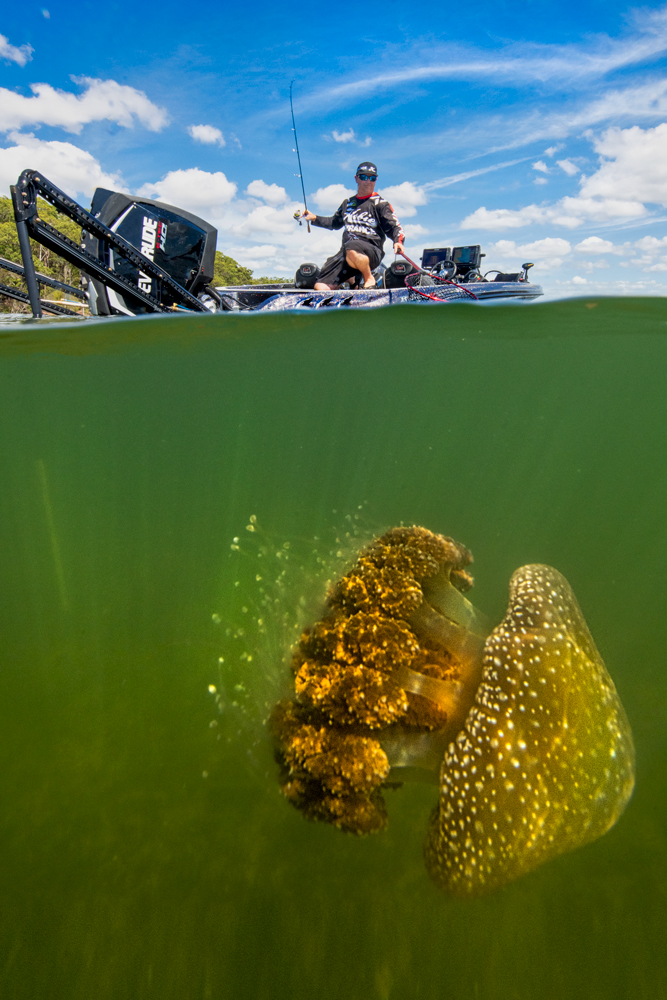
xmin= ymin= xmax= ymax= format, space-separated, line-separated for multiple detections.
xmin=317 ymin=239 xmax=383 ymax=286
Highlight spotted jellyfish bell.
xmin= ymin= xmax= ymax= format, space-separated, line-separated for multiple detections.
xmin=424 ymin=564 xmax=635 ymax=898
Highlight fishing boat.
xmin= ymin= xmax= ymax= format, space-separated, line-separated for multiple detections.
xmin=2 ymin=170 xmax=542 ymax=319
xmin=214 ymin=248 xmax=542 ymax=312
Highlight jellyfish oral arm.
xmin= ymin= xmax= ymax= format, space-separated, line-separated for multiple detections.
xmin=393 ymin=665 xmax=464 ymax=716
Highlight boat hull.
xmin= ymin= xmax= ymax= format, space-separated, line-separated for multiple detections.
xmin=214 ymin=282 xmax=543 ymax=312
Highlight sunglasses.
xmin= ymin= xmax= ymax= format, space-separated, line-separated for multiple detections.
xmin=357 ymin=173 xmax=377 ymax=181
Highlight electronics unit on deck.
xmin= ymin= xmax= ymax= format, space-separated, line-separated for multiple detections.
xmin=421 ymin=248 xmax=452 ymax=269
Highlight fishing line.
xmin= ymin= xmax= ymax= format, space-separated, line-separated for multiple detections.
xmin=290 ymin=81 xmax=310 ymax=234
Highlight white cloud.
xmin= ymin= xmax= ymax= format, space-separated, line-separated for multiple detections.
xmin=0 ymin=77 xmax=168 ymax=134
xmin=381 ymin=181 xmax=427 ymax=217
xmin=0 ymin=132 xmax=126 ymax=199
xmin=42 ymin=9 xmax=50 ymax=18
xmin=187 ymin=124 xmax=225 ymax=146
xmin=0 ymin=34 xmax=33 ymax=67
xmin=326 ymin=128 xmax=372 ymax=146
xmin=534 ymin=177 xmax=548 ymax=186
xmin=579 ymin=123 xmax=667 ymax=206
xmin=228 ymin=203 xmax=300 ymax=237
xmin=220 ymin=225 xmax=340 ymax=276
xmin=557 ymin=159 xmax=579 ymax=176
xmin=136 ymin=167 xmax=237 ymax=213
xmin=222 ymin=244 xmax=283 ymax=271
xmin=246 ymin=180 xmax=289 ymax=205
xmin=635 ymin=235 xmax=667 ymax=251
xmin=533 ymin=160 xmax=549 ymax=173
xmin=462 ymin=195 xmax=647 ymax=230
xmin=462 ymin=124 xmax=667 ymax=230
xmin=311 ymin=183 xmax=354 ymax=211
xmin=574 ymin=236 xmax=619 ymax=254
xmin=402 ymin=223 xmax=428 ymax=239
xmin=544 ymin=145 xmax=562 ymax=157
xmin=580 ymin=259 xmax=610 ymax=271
xmin=494 ymin=237 xmax=571 ymax=259
xmin=461 ymin=204 xmax=546 ymax=230
xmin=572 ymin=275 xmax=587 ymax=284
xmin=332 ymin=129 xmax=355 ymax=143
xmin=488 ymin=237 xmax=572 ymax=271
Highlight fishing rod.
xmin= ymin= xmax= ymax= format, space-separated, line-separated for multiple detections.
xmin=290 ymin=80 xmax=310 ymax=233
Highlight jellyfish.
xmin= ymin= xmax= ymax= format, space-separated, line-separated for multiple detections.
xmin=424 ymin=563 xmax=635 ymax=897
xmin=270 ymin=528 xmax=635 ymax=895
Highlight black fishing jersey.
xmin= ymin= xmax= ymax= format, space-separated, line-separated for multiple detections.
xmin=311 ymin=193 xmax=405 ymax=253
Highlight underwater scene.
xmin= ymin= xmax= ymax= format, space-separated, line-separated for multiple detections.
xmin=0 ymin=297 xmax=666 ymax=999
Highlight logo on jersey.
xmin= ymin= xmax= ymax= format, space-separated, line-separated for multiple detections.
xmin=343 ymin=208 xmax=378 ymax=237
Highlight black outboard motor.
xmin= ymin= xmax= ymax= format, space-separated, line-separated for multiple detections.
xmin=383 ymin=259 xmax=418 ymax=288
xmin=295 ymin=262 xmax=319 ymax=289
xmin=83 ymin=189 xmax=217 ymax=316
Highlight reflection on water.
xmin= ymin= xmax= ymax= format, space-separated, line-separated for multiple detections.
xmin=0 ymin=299 xmax=665 ymax=999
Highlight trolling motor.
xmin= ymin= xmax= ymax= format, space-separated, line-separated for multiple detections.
xmin=9 ymin=169 xmax=218 ymax=318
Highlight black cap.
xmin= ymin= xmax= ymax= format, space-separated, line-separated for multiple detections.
xmin=356 ymin=162 xmax=377 ymax=176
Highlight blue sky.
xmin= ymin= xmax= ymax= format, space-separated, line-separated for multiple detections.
xmin=3 ymin=1 xmax=667 ymax=294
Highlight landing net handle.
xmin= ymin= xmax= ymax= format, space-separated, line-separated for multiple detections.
xmin=11 ymin=170 xmax=210 ymax=317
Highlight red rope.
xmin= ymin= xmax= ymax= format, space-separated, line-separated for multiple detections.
xmin=396 ymin=249 xmax=479 ymax=301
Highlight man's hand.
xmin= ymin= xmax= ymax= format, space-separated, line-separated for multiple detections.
xmin=295 ymin=209 xmax=317 ymax=222
xmin=393 ymin=242 xmax=404 ymax=255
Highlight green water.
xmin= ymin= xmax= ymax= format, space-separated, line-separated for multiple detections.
xmin=0 ymin=298 xmax=665 ymax=999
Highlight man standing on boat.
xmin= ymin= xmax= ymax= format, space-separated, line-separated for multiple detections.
xmin=299 ymin=162 xmax=405 ymax=290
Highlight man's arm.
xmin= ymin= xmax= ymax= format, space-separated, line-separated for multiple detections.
xmin=378 ymin=200 xmax=405 ymax=253
xmin=299 ymin=200 xmax=346 ymax=229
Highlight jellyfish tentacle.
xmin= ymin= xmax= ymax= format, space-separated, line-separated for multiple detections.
xmin=421 ymin=569 xmax=491 ymax=637
xmin=393 ymin=665 xmax=465 ymax=714
xmin=379 ymin=727 xmax=449 ymax=774
xmin=408 ymin=601 xmax=487 ymax=670
xmin=424 ymin=564 xmax=635 ymax=898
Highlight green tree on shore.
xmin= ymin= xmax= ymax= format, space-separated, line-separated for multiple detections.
xmin=0 ymin=196 xmax=83 ymax=312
